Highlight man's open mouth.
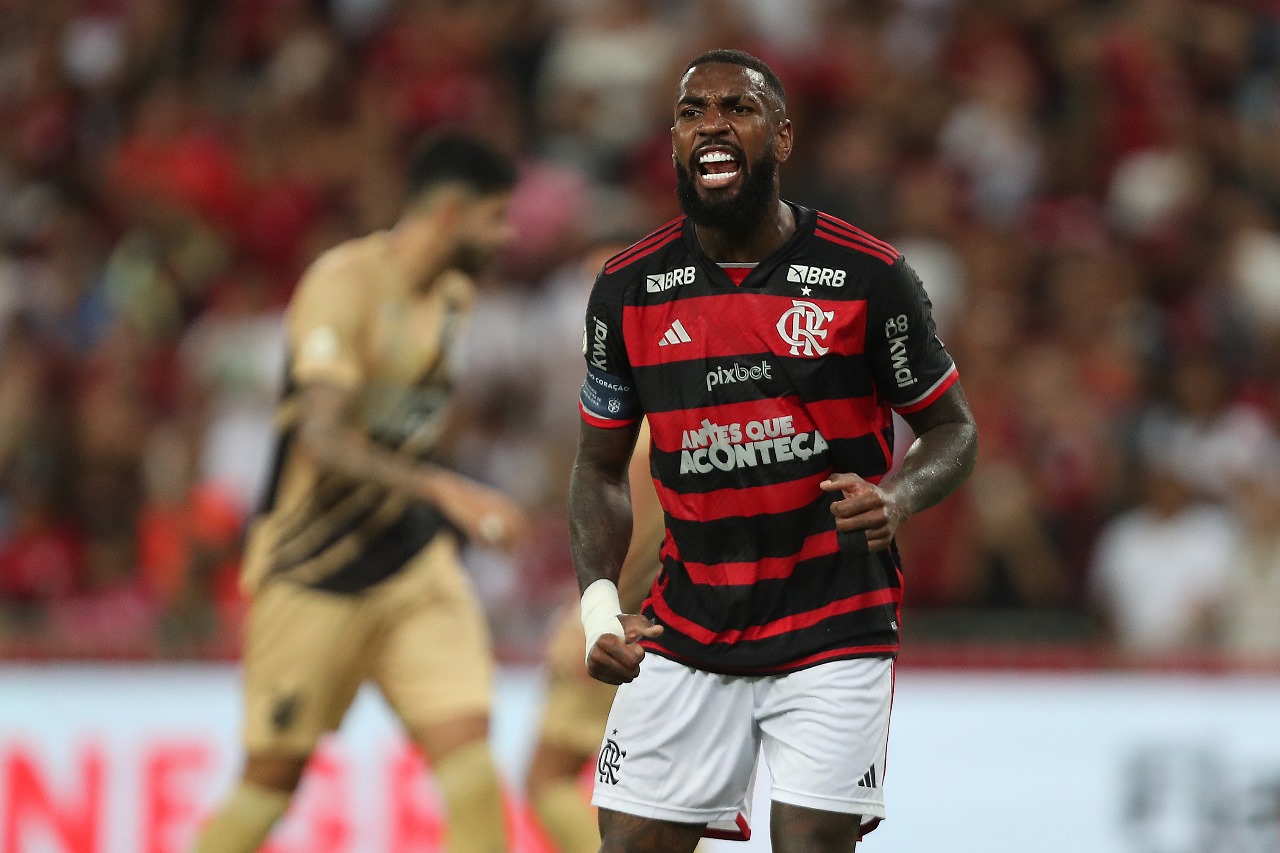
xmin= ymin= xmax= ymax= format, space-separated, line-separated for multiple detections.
xmin=696 ymin=148 xmax=742 ymax=189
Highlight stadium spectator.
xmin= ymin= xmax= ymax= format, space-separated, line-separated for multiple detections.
xmin=1090 ymin=452 xmax=1242 ymax=654
xmin=1 ymin=0 xmax=1280 ymax=665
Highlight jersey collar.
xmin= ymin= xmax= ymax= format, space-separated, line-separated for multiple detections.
xmin=682 ymin=202 xmax=817 ymax=290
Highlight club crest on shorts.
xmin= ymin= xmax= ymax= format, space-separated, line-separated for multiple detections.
xmin=597 ymin=730 xmax=626 ymax=784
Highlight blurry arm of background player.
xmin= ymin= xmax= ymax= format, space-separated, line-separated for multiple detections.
xmin=616 ymin=420 xmax=666 ymax=612
xmin=823 ymin=384 xmax=978 ymax=552
xmin=569 ymin=419 xmax=663 ymax=684
xmin=294 ymin=381 xmax=527 ymax=551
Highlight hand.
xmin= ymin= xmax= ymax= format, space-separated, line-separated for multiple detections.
xmin=821 ymin=472 xmax=904 ymax=552
xmin=421 ymin=470 xmax=528 ymax=551
xmin=586 ymin=614 xmax=664 ymax=685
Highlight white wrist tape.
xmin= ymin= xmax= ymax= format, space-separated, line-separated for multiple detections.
xmin=580 ymin=578 xmax=625 ymax=664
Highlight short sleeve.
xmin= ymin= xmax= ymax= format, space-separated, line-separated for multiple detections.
xmin=579 ymin=271 xmax=642 ymax=428
xmin=865 ymin=257 xmax=958 ymax=413
xmin=287 ymin=248 xmax=365 ymax=390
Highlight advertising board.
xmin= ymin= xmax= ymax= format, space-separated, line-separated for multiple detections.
xmin=3 ymin=665 xmax=1279 ymax=852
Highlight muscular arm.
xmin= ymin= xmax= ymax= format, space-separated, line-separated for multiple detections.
xmin=295 ymin=381 xmax=440 ymax=497
xmin=296 ymin=381 xmax=525 ymax=548
xmin=570 ymin=419 xmax=664 ymax=684
xmin=567 ymin=420 xmax=642 ymax=594
xmin=886 ymin=383 xmax=979 ymax=519
xmin=824 ymin=383 xmax=978 ymax=550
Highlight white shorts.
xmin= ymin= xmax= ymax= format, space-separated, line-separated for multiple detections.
xmin=591 ymin=653 xmax=894 ymax=839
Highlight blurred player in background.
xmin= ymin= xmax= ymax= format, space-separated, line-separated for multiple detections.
xmin=527 ymin=420 xmax=664 ymax=853
xmin=569 ymin=50 xmax=978 ymax=851
xmin=192 ymin=133 xmax=525 ymax=853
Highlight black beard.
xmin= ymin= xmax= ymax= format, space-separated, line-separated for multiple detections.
xmin=675 ymin=146 xmax=777 ymax=236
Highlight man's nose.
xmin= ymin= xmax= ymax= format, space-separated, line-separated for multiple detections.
xmin=696 ymin=107 xmax=731 ymax=136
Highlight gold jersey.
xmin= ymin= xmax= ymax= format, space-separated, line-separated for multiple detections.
xmin=243 ymin=232 xmax=473 ymax=594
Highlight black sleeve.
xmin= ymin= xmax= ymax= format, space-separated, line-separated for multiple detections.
xmin=864 ymin=257 xmax=958 ymax=413
xmin=579 ymin=271 xmax=642 ymax=428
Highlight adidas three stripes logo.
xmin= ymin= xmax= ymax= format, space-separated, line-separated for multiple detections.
xmin=857 ymin=765 xmax=878 ymax=788
xmin=658 ymin=319 xmax=693 ymax=346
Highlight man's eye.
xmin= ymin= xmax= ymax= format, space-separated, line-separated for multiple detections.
xmin=733 ymin=105 xmax=752 ymax=114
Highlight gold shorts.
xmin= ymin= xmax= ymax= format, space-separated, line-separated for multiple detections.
xmin=242 ymin=534 xmax=493 ymax=755
xmin=536 ymin=604 xmax=618 ymax=757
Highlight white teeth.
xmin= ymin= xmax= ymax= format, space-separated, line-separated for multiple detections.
xmin=699 ymin=151 xmax=736 ymax=164
xmin=700 ymin=169 xmax=740 ymax=186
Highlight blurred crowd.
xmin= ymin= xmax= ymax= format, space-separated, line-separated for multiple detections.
xmin=3 ymin=0 xmax=1280 ymax=662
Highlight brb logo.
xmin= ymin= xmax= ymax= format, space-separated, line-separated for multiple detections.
xmin=787 ymin=265 xmax=846 ymax=287
xmin=706 ymin=360 xmax=772 ymax=392
xmin=777 ymin=299 xmax=834 ymax=357
xmin=647 ymin=266 xmax=696 ymax=292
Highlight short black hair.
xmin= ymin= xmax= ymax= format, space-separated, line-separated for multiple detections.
xmin=684 ymin=49 xmax=786 ymax=110
xmin=405 ymin=132 xmax=517 ymax=200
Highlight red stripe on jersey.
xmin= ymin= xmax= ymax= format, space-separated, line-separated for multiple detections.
xmin=892 ymin=365 xmax=959 ymax=414
xmin=650 ymin=585 xmax=901 ymax=645
xmin=654 ymin=470 xmax=830 ymax=523
xmin=658 ymin=523 xmax=678 ymax=562
xmin=647 ymin=398 xmax=808 ymax=452
xmin=749 ymin=643 xmax=900 ymax=672
xmin=815 ymin=213 xmax=900 ymax=259
xmin=815 ymin=227 xmax=897 ymax=265
xmin=679 ymin=528 xmax=838 ymax=585
xmin=603 ymin=220 xmax=684 ymax=273
xmin=605 ymin=217 xmax=683 ymax=266
xmin=579 ymin=402 xmax=638 ymax=429
xmin=646 ymin=396 xmax=886 ymax=454
xmin=605 ymin=232 xmax=683 ymax=274
xmin=623 ymin=294 xmax=867 ymax=367
xmin=800 ymin=396 xmax=893 ymax=443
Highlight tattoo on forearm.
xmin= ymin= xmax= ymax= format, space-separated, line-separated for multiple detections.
xmin=889 ymin=420 xmax=978 ymax=518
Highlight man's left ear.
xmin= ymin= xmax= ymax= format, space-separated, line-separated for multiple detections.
xmin=775 ymin=119 xmax=794 ymax=164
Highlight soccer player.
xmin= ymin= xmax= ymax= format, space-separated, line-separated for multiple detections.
xmin=527 ymin=421 xmax=664 ymax=853
xmin=569 ymin=50 xmax=979 ymax=852
xmin=192 ymin=133 xmax=524 ymax=853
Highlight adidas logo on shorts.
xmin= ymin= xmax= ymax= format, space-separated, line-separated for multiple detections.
xmin=857 ymin=764 xmax=878 ymax=788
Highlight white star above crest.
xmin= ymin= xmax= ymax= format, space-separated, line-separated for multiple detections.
xmin=801 ymin=286 xmax=812 ymax=295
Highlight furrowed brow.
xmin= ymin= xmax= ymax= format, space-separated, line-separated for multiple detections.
xmin=678 ymin=93 xmax=758 ymax=110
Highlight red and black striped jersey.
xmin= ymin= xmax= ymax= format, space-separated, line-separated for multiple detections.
xmin=579 ymin=204 xmax=958 ymax=674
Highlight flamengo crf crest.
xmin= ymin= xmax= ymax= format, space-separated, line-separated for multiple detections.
xmin=776 ymin=299 xmax=834 ymax=357
xmin=597 ymin=731 xmax=626 ymax=784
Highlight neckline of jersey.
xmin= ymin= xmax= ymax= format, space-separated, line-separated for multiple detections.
xmin=683 ymin=202 xmax=815 ymax=290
